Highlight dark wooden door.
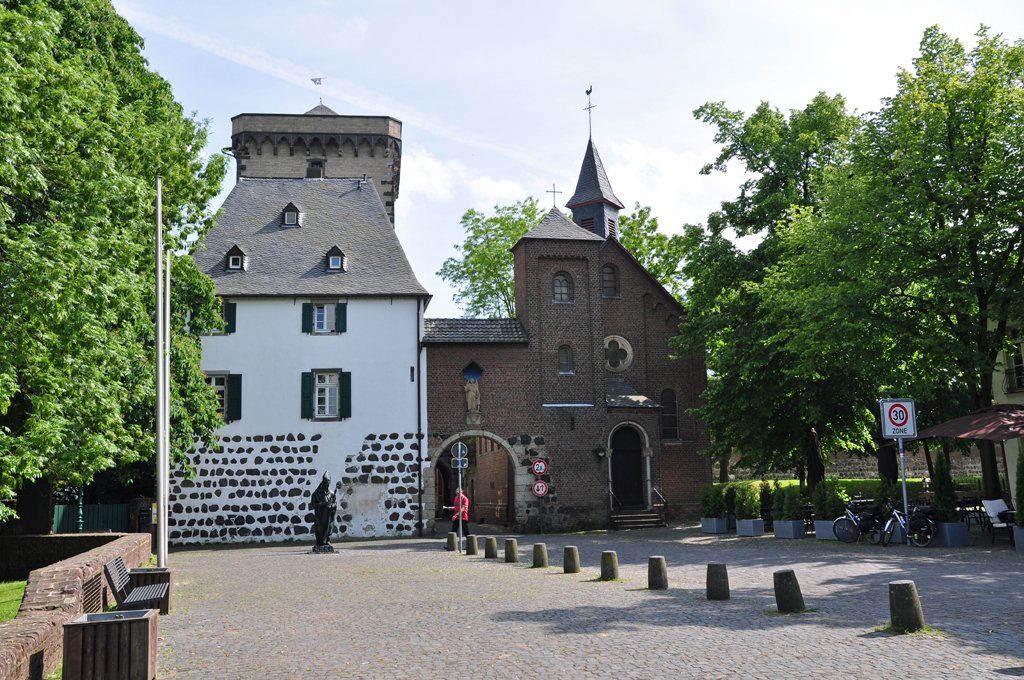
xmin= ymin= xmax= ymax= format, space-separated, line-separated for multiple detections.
xmin=611 ymin=427 xmax=644 ymax=508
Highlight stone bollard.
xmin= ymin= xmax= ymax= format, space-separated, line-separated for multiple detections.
xmin=505 ymin=538 xmax=519 ymax=563
xmin=773 ymin=569 xmax=805 ymax=613
xmin=648 ymin=556 xmax=668 ymax=590
xmin=533 ymin=543 xmax=549 ymax=568
xmin=445 ymin=532 xmax=457 ymax=552
xmin=484 ymin=536 xmax=498 ymax=559
xmin=706 ymin=563 xmax=730 ymax=601
xmin=465 ymin=535 xmax=479 ymax=556
xmin=563 ymin=546 xmax=581 ymax=574
xmin=600 ymin=551 xmax=619 ymax=580
xmin=889 ymin=580 xmax=925 ymax=632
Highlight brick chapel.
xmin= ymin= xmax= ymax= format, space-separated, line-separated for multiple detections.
xmin=423 ymin=136 xmax=711 ymax=532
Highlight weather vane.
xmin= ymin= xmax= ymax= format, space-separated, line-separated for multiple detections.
xmin=546 ymin=183 xmax=562 ymax=208
xmin=584 ymin=85 xmax=596 ymax=137
xmin=311 ymin=77 xmax=324 ymax=104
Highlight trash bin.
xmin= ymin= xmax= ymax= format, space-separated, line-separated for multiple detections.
xmin=63 ymin=609 xmax=158 ymax=680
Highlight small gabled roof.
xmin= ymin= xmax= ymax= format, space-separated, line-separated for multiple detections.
xmin=304 ymin=104 xmax=339 ymax=116
xmin=566 ymin=138 xmax=624 ymax=210
xmin=520 ymin=208 xmax=605 ymax=243
xmin=194 ymin=178 xmax=426 ymax=297
xmin=422 ymin=318 xmax=529 ymax=344
xmin=606 ymin=379 xmax=660 ymax=409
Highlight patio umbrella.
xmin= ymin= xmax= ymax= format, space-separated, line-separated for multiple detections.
xmin=806 ymin=427 xmax=825 ymax=492
xmin=876 ymin=440 xmax=899 ymax=484
xmin=915 ymin=403 xmax=1024 ymax=442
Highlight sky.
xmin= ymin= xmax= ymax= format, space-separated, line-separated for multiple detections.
xmin=113 ymin=0 xmax=1024 ymax=318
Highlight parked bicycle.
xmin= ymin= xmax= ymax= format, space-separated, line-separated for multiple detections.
xmin=880 ymin=500 xmax=936 ymax=547
xmin=832 ymin=499 xmax=884 ymax=544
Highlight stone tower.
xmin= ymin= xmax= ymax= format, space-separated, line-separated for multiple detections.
xmin=228 ymin=104 xmax=402 ymax=223
xmin=565 ymin=138 xmax=624 ymax=239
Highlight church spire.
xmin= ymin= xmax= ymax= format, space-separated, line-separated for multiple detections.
xmin=565 ymin=137 xmax=623 ymax=239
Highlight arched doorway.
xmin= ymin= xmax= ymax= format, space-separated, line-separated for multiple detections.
xmin=611 ymin=426 xmax=645 ymax=510
xmin=430 ymin=431 xmax=519 ymax=531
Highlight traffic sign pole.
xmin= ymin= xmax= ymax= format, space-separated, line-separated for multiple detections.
xmin=880 ymin=399 xmax=917 ymax=546
xmin=899 ymin=437 xmax=909 ymax=545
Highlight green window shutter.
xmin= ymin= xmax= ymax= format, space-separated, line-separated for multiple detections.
xmin=300 ymin=372 xmax=313 ymax=419
xmin=224 ymin=302 xmax=237 ymax=334
xmin=335 ymin=302 xmax=347 ymax=333
xmin=340 ymin=371 xmax=351 ymax=419
xmin=226 ymin=374 xmax=242 ymax=422
xmin=301 ymin=303 xmax=313 ymax=333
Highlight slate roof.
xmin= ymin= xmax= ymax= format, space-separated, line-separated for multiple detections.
xmin=520 ymin=208 xmax=605 ymax=242
xmin=304 ymin=103 xmax=339 ymax=115
xmin=194 ymin=178 xmax=427 ymax=297
xmin=566 ymin=138 xmax=624 ymax=210
xmin=422 ymin=318 xmax=529 ymax=344
xmin=605 ymin=379 xmax=660 ymax=409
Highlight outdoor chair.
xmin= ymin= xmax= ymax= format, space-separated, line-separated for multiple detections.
xmin=981 ymin=499 xmax=1015 ymax=545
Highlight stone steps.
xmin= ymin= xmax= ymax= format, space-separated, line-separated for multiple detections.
xmin=610 ymin=511 xmax=666 ymax=531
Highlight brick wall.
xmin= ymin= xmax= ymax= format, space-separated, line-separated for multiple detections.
xmin=0 ymin=533 xmax=151 ymax=680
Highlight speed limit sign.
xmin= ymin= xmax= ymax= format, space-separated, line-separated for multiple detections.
xmin=531 ymin=480 xmax=549 ymax=497
xmin=880 ymin=399 xmax=916 ymax=439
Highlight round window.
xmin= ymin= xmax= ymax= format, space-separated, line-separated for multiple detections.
xmin=604 ymin=335 xmax=633 ymax=372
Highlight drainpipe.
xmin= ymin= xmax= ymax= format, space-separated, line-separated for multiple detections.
xmin=416 ymin=297 xmax=424 ymax=537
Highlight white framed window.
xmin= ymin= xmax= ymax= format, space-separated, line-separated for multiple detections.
xmin=313 ymin=303 xmax=335 ymax=333
xmin=228 ymin=255 xmax=242 ymax=270
xmin=205 ymin=374 xmax=227 ymax=418
xmin=328 ymin=255 xmax=343 ymax=270
xmin=315 ymin=372 xmax=339 ymax=418
xmin=558 ymin=346 xmax=574 ymax=375
xmin=284 ymin=211 xmax=298 ymax=225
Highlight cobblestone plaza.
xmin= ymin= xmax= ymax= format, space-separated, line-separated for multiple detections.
xmin=158 ymin=526 xmax=1023 ymax=679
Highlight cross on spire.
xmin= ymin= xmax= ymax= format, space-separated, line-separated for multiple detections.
xmin=583 ymin=85 xmax=596 ymax=137
xmin=546 ymin=183 xmax=562 ymax=208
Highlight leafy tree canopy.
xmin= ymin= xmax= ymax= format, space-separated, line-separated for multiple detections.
xmin=0 ymin=0 xmax=227 ymax=520
xmin=618 ymin=203 xmax=686 ymax=300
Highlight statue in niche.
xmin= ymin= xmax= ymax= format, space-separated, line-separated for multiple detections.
xmin=465 ymin=378 xmax=481 ymax=424
xmin=311 ymin=471 xmax=341 ymax=553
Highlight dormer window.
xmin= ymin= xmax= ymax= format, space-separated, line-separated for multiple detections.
xmin=282 ymin=202 xmax=301 ymax=227
xmin=225 ymin=245 xmax=246 ymax=271
xmin=326 ymin=246 xmax=346 ymax=272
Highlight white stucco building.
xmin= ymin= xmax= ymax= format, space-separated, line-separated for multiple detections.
xmin=170 ymin=105 xmax=429 ymax=544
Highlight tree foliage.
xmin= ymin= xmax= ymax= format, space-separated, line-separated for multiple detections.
xmin=618 ymin=203 xmax=686 ymax=300
xmin=438 ymin=198 xmax=543 ymax=318
xmin=0 ymin=0 xmax=227 ymax=520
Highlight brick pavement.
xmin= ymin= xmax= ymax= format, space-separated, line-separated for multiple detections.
xmin=157 ymin=526 xmax=1023 ymax=679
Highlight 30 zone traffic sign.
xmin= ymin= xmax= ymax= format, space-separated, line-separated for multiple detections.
xmin=880 ymin=399 xmax=917 ymax=439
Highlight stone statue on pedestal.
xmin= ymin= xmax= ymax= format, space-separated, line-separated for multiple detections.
xmin=311 ymin=471 xmax=340 ymax=553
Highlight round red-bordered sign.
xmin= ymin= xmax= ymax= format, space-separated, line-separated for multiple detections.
xmin=887 ymin=403 xmax=909 ymax=427
xmin=531 ymin=480 xmax=549 ymax=497
xmin=531 ymin=459 xmax=549 ymax=476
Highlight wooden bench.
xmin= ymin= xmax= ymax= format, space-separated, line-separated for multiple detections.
xmin=103 ymin=556 xmax=169 ymax=614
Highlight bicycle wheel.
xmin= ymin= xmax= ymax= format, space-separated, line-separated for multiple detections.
xmin=832 ymin=517 xmax=859 ymax=543
xmin=909 ymin=519 xmax=935 ymax=547
xmin=881 ymin=518 xmax=895 ymax=547
xmin=868 ymin=524 xmax=884 ymax=545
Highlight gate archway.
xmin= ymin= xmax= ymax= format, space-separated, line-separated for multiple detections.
xmin=428 ymin=431 xmax=521 ymax=530
xmin=608 ymin=423 xmax=650 ymax=510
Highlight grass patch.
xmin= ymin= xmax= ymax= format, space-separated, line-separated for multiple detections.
xmin=0 ymin=580 xmax=27 ymax=622
xmin=872 ymin=623 xmax=942 ymax=636
xmin=764 ymin=607 xmax=820 ymax=616
xmin=587 ymin=576 xmax=628 ymax=583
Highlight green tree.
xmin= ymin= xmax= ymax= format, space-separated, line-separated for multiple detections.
xmin=618 ymin=203 xmax=686 ymax=300
xmin=677 ymin=93 xmax=859 ymax=477
xmin=771 ymin=26 xmax=1024 ymax=498
xmin=438 ymin=198 xmax=544 ymax=318
xmin=0 ymin=0 xmax=226 ymax=524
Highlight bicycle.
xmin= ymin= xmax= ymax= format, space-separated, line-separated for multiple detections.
xmin=832 ymin=499 xmax=884 ymax=544
xmin=880 ymin=501 xmax=936 ymax=547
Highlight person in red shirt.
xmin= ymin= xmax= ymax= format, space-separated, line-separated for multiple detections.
xmin=451 ymin=487 xmax=469 ymax=537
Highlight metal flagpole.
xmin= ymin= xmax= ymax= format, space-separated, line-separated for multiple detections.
xmin=163 ymin=249 xmax=171 ymax=563
xmin=155 ymin=176 xmax=167 ymax=568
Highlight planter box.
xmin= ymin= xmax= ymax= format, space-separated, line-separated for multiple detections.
xmin=773 ymin=519 xmax=805 ymax=539
xmin=63 ymin=609 xmax=158 ymax=680
xmin=1014 ymin=525 xmax=1024 ymax=554
xmin=128 ymin=567 xmax=174 ymax=614
xmin=814 ymin=519 xmax=838 ymax=540
xmin=736 ymin=518 xmax=764 ymax=537
xmin=934 ymin=521 xmax=969 ymax=548
xmin=700 ymin=517 xmax=729 ymax=534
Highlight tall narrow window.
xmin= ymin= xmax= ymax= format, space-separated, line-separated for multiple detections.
xmin=553 ymin=272 xmax=573 ymax=303
xmin=602 ymin=265 xmax=618 ymax=298
xmin=558 ymin=346 xmax=574 ymax=375
xmin=661 ymin=389 xmax=679 ymax=440
xmin=315 ymin=372 xmax=338 ymax=418
xmin=205 ymin=374 xmax=227 ymax=418
xmin=313 ymin=303 xmax=334 ymax=333
xmin=205 ymin=373 xmax=241 ymax=422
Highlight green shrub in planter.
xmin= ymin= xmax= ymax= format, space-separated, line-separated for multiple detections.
xmin=734 ymin=484 xmax=761 ymax=520
xmin=724 ymin=484 xmax=737 ymax=517
xmin=700 ymin=484 xmax=726 ymax=518
xmin=773 ymin=485 xmax=801 ymax=520
xmin=811 ymin=479 xmax=848 ymax=520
